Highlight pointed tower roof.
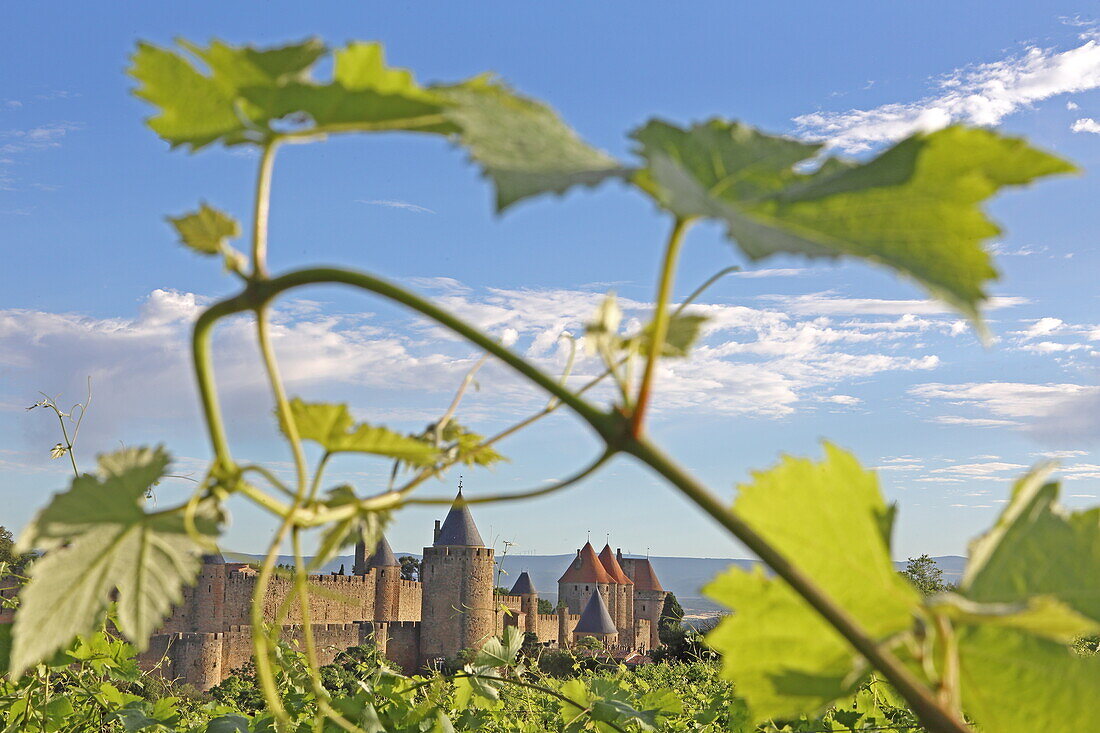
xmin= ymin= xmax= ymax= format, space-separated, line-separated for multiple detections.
xmin=558 ymin=542 xmax=612 ymax=584
xmin=598 ymin=544 xmax=633 ymax=585
xmin=434 ymin=490 xmax=485 ymax=547
xmin=368 ymin=535 xmax=400 ymax=568
xmin=573 ymin=591 xmax=617 ymax=635
xmin=629 ymin=558 xmax=665 ymax=592
xmin=509 ymin=571 xmax=537 ymax=595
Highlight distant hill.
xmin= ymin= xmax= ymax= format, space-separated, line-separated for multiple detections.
xmin=223 ymin=551 xmax=967 ymax=614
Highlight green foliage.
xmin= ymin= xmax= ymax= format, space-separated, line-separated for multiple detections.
xmin=705 ymin=445 xmax=920 ymax=719
xmin=288 ymin=398 xmax=441 ymax=465
xmin=399 ymin=555 xmax=421 ymax=581
xmin=12 ymin=447 xmax=221 ymax=678
xmin=900 ymin=554 xmax=949 ymax=596
xmin=433 ymin=76 xmax=625 ymax=211
xmin=167 ymin=203 xmax=240 ymax=256
xmin=657 ymin=592 xmax=685 ymax=640
xmin=537 ymin=598 xmax=554 ymax=615
xmin=0 ymin=525 xmax=33 ymax=574
xmin=631 ymin=119 xmax=1074 ymax=327
xmin=9 ymin=32 xmax=1083 ymax=733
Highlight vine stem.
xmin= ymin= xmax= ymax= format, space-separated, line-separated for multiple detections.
xmin=251 ymin=141 xmax=279 ymax=279
xmin=631 ymin=216 xmax=693 ymax=436
xmin=192 ymin=266 xmax=969 ymax=733
xmin=621 ymin=436 xmax=971 ymax=733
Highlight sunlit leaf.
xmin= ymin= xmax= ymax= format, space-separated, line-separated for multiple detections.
xmin=11 ymin=447 xmax=221 ymax=677
xmin=632 ymin=120 xmax=1075 ymax=327
xmin=434 ymin=76 xmax=626 ymax=211
xmin=958 ymin=626 xmax=1100 ymax=733
xmin=473 ymin=627 xmax=524 ymax=669
xmin=312 ymin=485 xmax=390 ymax=570
xmin=963 ymin=464 xmax=1100 ymax=625
xmin=288 ymin=398 xmax=439 ymax=466
xmin=167 ymin=203 xmax=240 ymax=256
xmin=438 ymin=421 xmax=505 ymax=468
xmin=704 ymin=445 xmax=919 ymax=720
xmin=930 ymin=593 xmax=1099 ymax=643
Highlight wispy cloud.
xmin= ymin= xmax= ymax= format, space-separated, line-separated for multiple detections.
xmin=730 ymin=268 xmax=807 ymax=279
xmin=357 ymin=199 xmax=435 ymax=214
xmin=795 ymin=37 xmax=1100 ymax=152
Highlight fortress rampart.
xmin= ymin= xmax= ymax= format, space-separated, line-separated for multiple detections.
xmin=134 ymin=491 xmax=668 ymax=688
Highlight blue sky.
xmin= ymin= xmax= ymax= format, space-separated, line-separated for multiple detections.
xmin=3 ymin=3 xmax=1100 ymax=561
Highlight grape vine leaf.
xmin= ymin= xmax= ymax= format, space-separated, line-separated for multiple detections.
xmin=433 ymin=76 xmax=627 ymax=211
xmin=704 ymin=445 xmax=920 ymax=720
xmin=632 ymin=120 xmax=1075 ymax=328
xmin=436 ymin=421 xmax=506 ymax=467
xmin=11 ymin=447 xmax=221 ymax=677
xmin=312 ymin=485 xmax=390 ymax=571
xmin=130 ymin=39 xmax=451 ymax=150
xmin=957 ymin=625 xmax=1100 ymax=733
xmin=930 ymin=593 xmax=1098 ymax=643
xmin=287 ymin=398 xmax=440 ymax=466
xmin=962 ymin=463 xmax=1100 ymax=625
xmin=167 ymin=203 xmax=240 ymax=256
xmin=239 ymin=42 xmax=454 ymax=132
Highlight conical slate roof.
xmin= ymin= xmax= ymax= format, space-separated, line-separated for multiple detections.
xmin=368 ymin=535 xmax=400 ymax=568
xmin=509 ymin=571 xmax=537 ymax=595
xmin=574 ymin=590 xmax=617 ymax=635
xmin=558 ymin=542 xmax=612 ymax=584
xmin=598 ymin=544 xmax=633 ymax=585
xmin=434 ymin=490 xmax=485 ymax=547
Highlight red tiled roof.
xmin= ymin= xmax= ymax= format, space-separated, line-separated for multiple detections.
xmin=630 ymin=559 xmax=664 ymax=592
xmin=598 ymin=544 xmax=633 ymax=585
xmin=558 ymin=542 xmax=613 ymax=584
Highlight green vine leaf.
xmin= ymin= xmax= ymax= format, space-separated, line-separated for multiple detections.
xmin=240 ymin=41 xmax=453 ymax=132
xmin=130 ymin=39 xmax=450 ymax=150
xmin=11 ymin=447 xmax=221 ymax=678
xmin=312 ymin=485 xmax=390 ymax=571
xmin=436 ymin=421 xmax=506 ymax=467
xmin=962 ymin=464 xmax=1100 ymax=625
xmin=632 ymin=120 xmax=1075 ymax=328
xmin=704 ymin=445 xmax=920 ymax=720
xmin=287 ymin=398 xmax=440 ymax=466
xmin=929 ymin=593 xmax=1099 ymax=643
xmin=167 ymin=203 xmax=240 ymax=256
xmin=957 ymin=625 xmax=1100 ymax=733
xmin=433 ymin=76 xmax=627 ymax=211
xmin=472 ymin=627 xmax=524 ymax=669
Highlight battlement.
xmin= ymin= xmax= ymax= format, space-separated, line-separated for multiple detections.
xmin=398 ymin=579 xmax=421 ymax=589
xmin=388 ymin=620 xmax=421 ymax=630
xmin=423 ymin=546 xmax=494 ymax=559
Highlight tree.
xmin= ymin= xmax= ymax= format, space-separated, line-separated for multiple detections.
xmin=537 ymin=598 xmax=554 ymax=614
xmin=0 ymin=525 xmax=32 ymax=574
xmin=398 ymin=555 xmax=420 ymax=581
xmin=900 ymin=554 xmax=948 ymax=596
xmin=658 ymin=592 xmax=685 ymax=644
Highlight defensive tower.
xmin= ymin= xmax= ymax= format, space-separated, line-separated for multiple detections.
xmin=370 ymin=535 xmax=402 ymax=622
xmin=419 ymin=487 xmax=495 ymax=666
xmin=509 ymin=571 xmax=539 ymax=635
xmin=573 ymin=587 xmax=618 ymax=647
xmin=617 ymin=549 xmax=666 ymax=649
xmin=557 ymin=541 xmax=612 ymax=617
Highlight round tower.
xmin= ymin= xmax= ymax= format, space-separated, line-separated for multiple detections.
xmin=369 ymin=535 xmax=402 ymax=622
xmin=195 ymin=553 xmax=226 ymax=632
xmin=419 ymin=489 xmax=495 ymax=667
xmin=573 ymin=588 xmax=619 ymax=648
xmin=598 ymin=544 xmax=634 ymax=644
xmin=509 ymin=571 xmax=539 ymax=635
xmin=557 ymin=542 xmax=613 ymax=617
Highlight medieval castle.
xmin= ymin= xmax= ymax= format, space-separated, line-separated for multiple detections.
xmin=139 ymin=489 xmax=668 ymax=689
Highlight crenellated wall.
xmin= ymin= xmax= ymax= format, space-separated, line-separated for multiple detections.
xmin=384 ymin=621 xmax=421 ymax=674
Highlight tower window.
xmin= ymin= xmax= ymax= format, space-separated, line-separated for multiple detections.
xmin=585 ymin=585 xmax=589 ymax=591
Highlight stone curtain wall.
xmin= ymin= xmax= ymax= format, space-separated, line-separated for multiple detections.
xmin=396 ymin=579 xmax=422 ymax=621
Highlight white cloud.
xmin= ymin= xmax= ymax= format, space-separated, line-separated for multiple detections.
xmin=0 ymin=280 xmax=957 ymax=446
xmin=769 ymin=293 xmax=1026 ymax=316
xmin=1072 ymin=117 xmax=1100 ymax=133
xmin=1067 ymin=100 xmax=1081 ymax=110
xmin=795 ymin=39 xmax=1100 ymax=152
xmin=932 ymin=415 xmax=1020 ymax=428
xmin=932 ymin=461 xmax=1027 ymax=478
xmin=357 ymin=199 xmax=435 ymax=214
xmin=911 ymin=381 xmax=1100 ymax=442
xmin=730 ymin=268 xmax=807 ymax=279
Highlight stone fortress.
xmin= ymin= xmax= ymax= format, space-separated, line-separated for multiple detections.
xmin=140 ymin=489 xmax=668 ymax=689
